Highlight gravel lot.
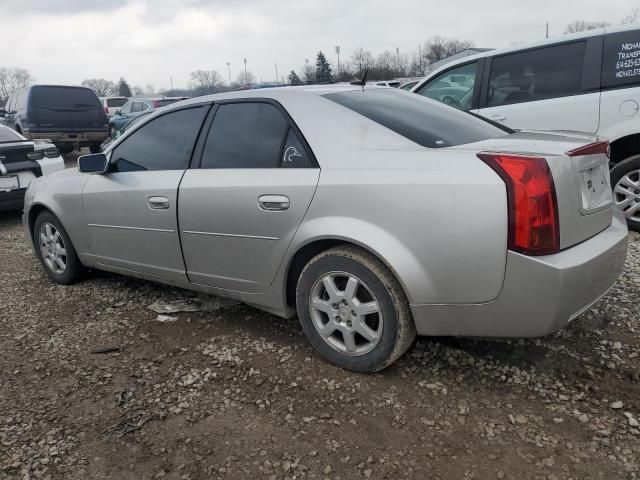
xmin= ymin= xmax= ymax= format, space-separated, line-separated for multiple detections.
xmin=1 ymin=205 xmax=639 ymax=479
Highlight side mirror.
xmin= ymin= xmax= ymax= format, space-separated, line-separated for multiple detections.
xmin=78 ymin=153 xmax=108 ymax=174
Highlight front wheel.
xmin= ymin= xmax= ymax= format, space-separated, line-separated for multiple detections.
xmin=296 ymin=245 xmax=416 ymax=373
xmin=33 ymin=211 xmax=83 ymax=284
xmin=611 ymin=154 xmax=640 ymax=232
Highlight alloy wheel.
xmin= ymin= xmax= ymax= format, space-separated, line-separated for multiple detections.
xmin=614 ymin=169 xmax=640 ymax=222
xmin=309 ymin=271 xmax=383 ymax=356
xmin=39 ymin=222 xmax=67 ymax=275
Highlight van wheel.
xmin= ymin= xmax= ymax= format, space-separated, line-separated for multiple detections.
xmin=33 ymin=211 xmax=83 ymax=284
xmin=611 ymin=154 xmax=640 ymax=232
xmin=296 ymin=245 xmax=416 ymax=373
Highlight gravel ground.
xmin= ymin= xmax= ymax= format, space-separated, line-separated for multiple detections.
xmin=1 ymin=209 xmax=639 ymax=480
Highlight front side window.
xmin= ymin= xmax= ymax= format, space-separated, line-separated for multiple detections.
xmin=487 ymin=42 xmax=586 ymax=107
xmin=602 ymin=29 xmax=640 ymax=88
xmin=200 ymin=102 xmax=289 ymax=169
xmin=120 ymin=102 xmax=132 ymax=114
xmin=131 ymin=102 xmax=143 ymax=113
xmin=325 ymin=89 xmax=510 ymax=149
xmin=110 ymin=106 xmax=207 ymax=172
xmin=416 ymin=62 xmax=477 ymax=110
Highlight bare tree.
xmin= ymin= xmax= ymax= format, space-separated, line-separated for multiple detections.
xmin=422 ymin=36 xmax=473 ymax=66
xmin=622 ymin=8 xmax=639 ymax=24
xmin=190 ymin=70 xmax=222 ymax=94
xmin=0 ymin=67 xmax=35 ymax=100
xmin=564 ymin=20 xmax=609 ymax=34
xmin=235 ymin=71 xmax=255 ymax=86
xmin=132 ymin=86 xmax=144 ymax=96
xmin=81 ymin=78 xmax=116 ymax=96
xmin=351 ymin=47 xmax=375 ymax=77
xmin=375 ymin=50 xmax=396 ymax=80
xmin=301 ymin=60 xmax=315 ymax=83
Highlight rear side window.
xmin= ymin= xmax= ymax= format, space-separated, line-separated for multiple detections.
xmin=107 ymin=98 xmax=127 ymax=107
xmin=487 ymin=42 xmax=586 ymax=107
xmin=602 ymin=29 xmax=640 ymax=88
xmin=132 ymin=102 xmax=144 ymax=113
xmin=110 ymin=106 xmax=207 ymax=172
xmin=324 ymin=89 xmax=509 ymax=148
xmin=31 ymin=86 xmax=102 ymax=110
xmin=200 ymin=102 xmax=289 ymax=168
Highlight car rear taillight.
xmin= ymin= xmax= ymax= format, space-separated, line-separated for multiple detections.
xmin=478 ymin=153 xmax=560 ymax=256
xmin=565 ymin=140 xmax=610 ymax=159
xmin=105 ymin=107 xmax=109 ymax=114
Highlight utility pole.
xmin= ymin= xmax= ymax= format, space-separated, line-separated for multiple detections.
xmin=275 ymin=63 xmax=278 ymax=84
xmin=243 ymin=58 xmax=247 ymax=85
xmin=335 ymin=45 xmax=341 ymax=76
xmin=418 ymin=43 xmax=422 ymax=74
xmin=396 ymin=47 xmax=400 ymax=75
xmin=169 ymin=76 xmax=174 ymax=94
xmin=546 ymin=22 xmax=549 ymax=38
xmin=226 ymin=62 xmax=231 ymax=86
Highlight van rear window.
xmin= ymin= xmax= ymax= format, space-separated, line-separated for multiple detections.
xmin=602 ymin=29 xmax=640 ymax=88
xmin=324 ymin=89 xmax=510 ymax=148
xmin=107 ymin=97 xmax=128 ymax=107
xmin=31 ymin=86 xmax=102 ymax=110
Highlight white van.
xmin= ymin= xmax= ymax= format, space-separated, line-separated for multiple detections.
xmin=411 ymin=25 xmax=640 ymax=231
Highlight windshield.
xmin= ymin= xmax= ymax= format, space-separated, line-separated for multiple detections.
xmin=324 ymin=89 xmax=511 ymax=148
xmin=31 ymin=86 xmax=102 ymax=111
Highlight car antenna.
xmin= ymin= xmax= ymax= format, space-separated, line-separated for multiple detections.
xmin=350 ymin=69 xmax=368 ymax=92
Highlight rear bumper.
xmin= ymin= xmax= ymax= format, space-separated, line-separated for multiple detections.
xmin=27 ymin=131 xmax=108 ymax=145
xmin=0 ymin=188 xmax=26 ymax=211
xmin=410 ymin=209 xmax=629 ymax=337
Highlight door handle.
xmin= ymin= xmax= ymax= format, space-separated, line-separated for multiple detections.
xmin=490 ymin=115 xmax=507 ymax=121
xmin=258 ymin=194 xmax=290 ymax=211
xmin=148 ymin=196 xmax=170 ymax=210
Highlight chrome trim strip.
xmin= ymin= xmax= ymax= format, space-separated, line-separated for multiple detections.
xmin=88 ymin=223 xmax=175 ymax=233
xmin=182 ymin=230 xmax=279 ymax=241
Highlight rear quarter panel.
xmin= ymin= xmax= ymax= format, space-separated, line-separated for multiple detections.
xmin=288 ymin=149 xmax=508 ymax=305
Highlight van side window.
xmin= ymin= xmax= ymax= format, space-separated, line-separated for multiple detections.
xmin=602 ymin=30 xmax=640 ymax=88
xmin=415 ymin=62 xmax=477 ymax=110
xmin=486 ymin=42 xmax=586 ymax=107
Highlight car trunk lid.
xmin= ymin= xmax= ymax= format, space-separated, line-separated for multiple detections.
xmin=453 ymin=130 xmax=614 ymax=251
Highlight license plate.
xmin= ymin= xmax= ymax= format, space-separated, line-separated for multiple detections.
xmin=0 ymin=175 xmax=19 ymax=190
xmin=579 ymin=164 xmax=612 ymax=211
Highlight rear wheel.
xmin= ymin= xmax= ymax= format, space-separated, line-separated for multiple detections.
xmin=296 ymin=245 xmax=416 ymax=373
xmin=33 ymin=211 xmax=82 ymax=284
xmin=611 ymin=154 xmax=640 ymax=232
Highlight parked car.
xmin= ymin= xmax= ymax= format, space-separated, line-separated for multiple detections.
xmin=0 ymin=85 xmax=108 ymax=154
xmin=100 ymin=109 xmax=152 ymax=151
xmin=399 ymin=80 xmax=419 ymax=91
xmin=108 ymin=97 xmax=189 ymax=138
xmin=411 ymin=24 xmax=640 ymax=231
xmin=100 ymin=96 xmax=128 ymax=117
xmin=0 ymin=125 xmax=64 ymax=211
xmin=375 ymin=81 xmax=402 ymax=88
xmin=23 ymin=86 xmax=628 ymax=372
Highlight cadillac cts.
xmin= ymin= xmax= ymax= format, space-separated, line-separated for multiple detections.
xmin=23 ymin=86 xmax=628 ymax=372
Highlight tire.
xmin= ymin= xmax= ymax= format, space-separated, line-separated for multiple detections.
xmin=89 ymin=143 xmax=102 ymax=154
xmin=33 ymin=211 xmax=82 ymax=284
xmin=610 ymin=154 xmax=640 ymax=232
xmin=296 ymin=245 xmax=416 ymax=373
xmin=58 ymin=144 xmax=74 ymax=155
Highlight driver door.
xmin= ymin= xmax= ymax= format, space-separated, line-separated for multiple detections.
xmin=82 ymin=105 xmax=210 ymax=282
xmin=414 ymin=61 xmax=480 ymax=113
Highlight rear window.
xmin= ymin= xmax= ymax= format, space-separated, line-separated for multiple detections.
xmin=324 ymin=89 xmax=510 ymax=148
xmin=602 ymin=29 xmax=640 ymax=88
xmin=31 ymin=86 xmax=102 ymax=110
xmin=107 ymin=97 xmax=128 ymax=107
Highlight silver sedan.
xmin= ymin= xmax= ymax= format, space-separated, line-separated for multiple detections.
xmin=23 ymin=86 xmax=628 ymax=372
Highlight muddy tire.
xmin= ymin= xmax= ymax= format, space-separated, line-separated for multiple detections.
xmin=296 ymin=245 xmax=416 ymax=373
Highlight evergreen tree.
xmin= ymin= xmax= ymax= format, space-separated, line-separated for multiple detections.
xmin=288 ymin=70 xmax=302 ymax=85
xmin=118 ymin=77 xmax=132 ymax=97
xmin=315 ymin=51 xmax=333 ymax=83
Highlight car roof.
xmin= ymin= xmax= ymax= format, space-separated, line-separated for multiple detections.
xmin=422 ymin=23 xmax=640 ymax=79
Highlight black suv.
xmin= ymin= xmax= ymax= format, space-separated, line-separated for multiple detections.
xmin=0 ymin=85 xmax=109 ymax=154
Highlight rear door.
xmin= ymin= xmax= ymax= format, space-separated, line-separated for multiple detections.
xmin=179 ymin=100 xmax=320 ymax=293
xmin=82 ymin=105 xmax=209 ymax=281
xmin=30 ymin=86 xmax=107 ymax=132
xmin=477 ymin=39 xmax=602 ymax=133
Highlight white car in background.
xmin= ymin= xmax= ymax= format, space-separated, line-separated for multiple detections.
xmin=411 ymin=24 xmax=640 ymax=231
xmin=100 ymin=96 xmax=128 ymax=117
xmin=0 ymin=125 xmax=65 ymax=211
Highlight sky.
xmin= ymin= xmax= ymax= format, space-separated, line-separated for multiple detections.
xmin=0 ymin=0 xmax=637 ymax=91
